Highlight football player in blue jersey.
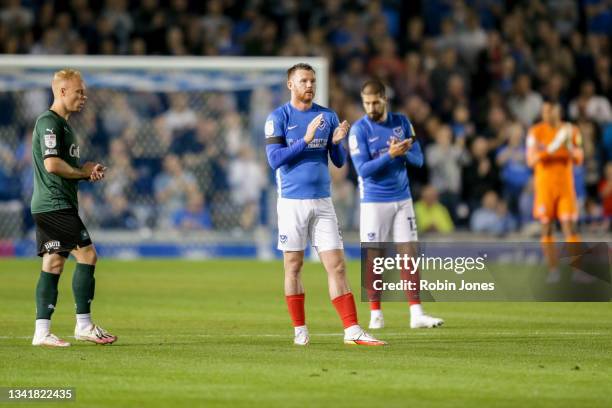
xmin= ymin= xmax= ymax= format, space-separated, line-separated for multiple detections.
xmin=350 ymin=79 xmax=444 ymax=330
xmin=265 ymin=63 xmax=385 ymax=346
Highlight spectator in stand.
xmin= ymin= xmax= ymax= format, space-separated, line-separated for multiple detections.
xmin=496 ymin=123 xmax=531 ymax=215
xmin=463 ymin=137 xmax=500 ymax=211
xmin=569 ymin=80 xmax=612 ymax=125
xmin=154 ymin=154 xmax=200 ymax=229
xmin=518 ymin=176 xmax=535 ymax=226
xmin=451 ymin=104 xmax=476 ymax=140
xmin=426 ymin=125 xmax=468 ymax=219
xmin=171 ymin=193 xmax=212 ymax=231
xmin=414 ymin=185 xmax=454 ymax=234
xmin=154 ymin=93 xmax=197 ymax=151
xmin=470 ymin=190 xmax=517 ymax=236
xmin=228 ymin=146 xmax=266 ymax=231
xmin=507 ymin=74 xmax=544 ymax=127
xmin=100 ymin=192 xmax=139 ymax=230
xmin=0 ymin=142 xmax=20 ymax=201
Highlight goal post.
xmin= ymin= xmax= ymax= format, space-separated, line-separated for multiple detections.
xmin=0 ymin=55 xmax=329 ymax=258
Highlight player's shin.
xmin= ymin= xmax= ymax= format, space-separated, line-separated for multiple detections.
xmin=401 ymin=263 xmax=423 ymax=316
xmin=36 ymin=271 xmax=60 ymax=319
xmin=285 ymin=293 xmax=306 ymax=327
xmin=72 ymin=263 xmax=95 ymax=330
xmin=35 ymin=271 xmax=60 ymax=336
xmin=332 ymin=292 xmax=359 ymax=332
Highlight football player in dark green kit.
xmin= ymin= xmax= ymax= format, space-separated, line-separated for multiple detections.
xmin=31 ymin=69 xmax=117 ymax=347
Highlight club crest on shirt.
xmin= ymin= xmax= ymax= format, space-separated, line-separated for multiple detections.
xmin=393 ymin=126 xmax=403 ymax=138
xmin=317 ymin=119 xmax=327 ymax=131
xmin=44 ymin=129 xmax=57 ymax=148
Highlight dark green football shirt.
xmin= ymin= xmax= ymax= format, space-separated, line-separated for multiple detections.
xmin=31 ymin=110 xmax=81 ymax=214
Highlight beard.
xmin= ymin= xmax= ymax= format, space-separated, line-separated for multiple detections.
xmin=296 ymin=89 xmax=314 ymax=103
xmin=367 ymin=111 xmax=384 ymax=122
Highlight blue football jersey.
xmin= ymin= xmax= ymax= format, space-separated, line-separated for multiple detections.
xmin=349 ymin=112 xmax=423 ymax=202
xmin=265 ymin=102 xmax=346 ymax=199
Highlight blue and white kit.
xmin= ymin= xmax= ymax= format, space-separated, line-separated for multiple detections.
xmin=265 ymin=102 xmax=346 ymax=251
xmin=349 ymin=112 xmax=423 ymax=242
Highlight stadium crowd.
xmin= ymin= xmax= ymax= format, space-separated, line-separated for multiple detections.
xmin=0 ymin=0 xmax=611 ymax=237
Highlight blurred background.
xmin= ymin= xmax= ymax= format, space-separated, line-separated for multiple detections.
xmin=0 ymin=0 xmax=610 ymax=258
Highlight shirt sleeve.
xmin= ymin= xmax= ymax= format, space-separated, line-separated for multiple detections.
xmin=37 ymin=117 xmax=62 ymax=159
xmin=405 ymin=139 xmax=424 ymax=168
xmin=402 ymin=117 xmax=423 ymax=167
xmin=328 ymin=112 xmax=346 ymax=168
xmin=349 ymin=122 xmax=392 ymax=178
xmin=265 ymin=110 xmax=307 ymax=170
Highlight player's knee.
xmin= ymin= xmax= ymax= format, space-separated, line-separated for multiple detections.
xmin=285 ymin=258 xmax=303 ymax=275
xmin=327 ymin=259 xmax=346 ymax=278
xmin=79 ymin=246 xmax=98 ymax=265
xmin=86 ymin=250 xmax=98 ymax=265
xmin=44 ymin=255 xmax=65 ymax=273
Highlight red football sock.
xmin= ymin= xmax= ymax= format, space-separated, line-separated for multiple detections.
xmin=364 ymin=251 xmax=381 ymax=310
xmin=285 ymin=293 xmax=305 ymax=327
xmin=332 ymin=293 xmax=359 ymax=329
xmin=400 ymin=263 xmax=421 ymax=306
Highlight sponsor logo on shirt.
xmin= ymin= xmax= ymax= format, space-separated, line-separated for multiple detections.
xmin=44 ymin=240 xmax=61 ymax=251
xmin=287 ymin=138 xmax=327 ymax=149
xmin=45 ymin=148 xmax=58 ymax=156
xmin=69 ymin=144 xmax=80 ymax=158
xmin=307 ymin=138 xmax=327 ymax=148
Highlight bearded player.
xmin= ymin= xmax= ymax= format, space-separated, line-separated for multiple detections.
xmin=265 ymin=63 xmax=385 ymax=346
xmin=349 ymin=79 xmax=444 ymax=329
xmin=526 ymin=100 xmax=591 ymax=283
xmin=31 ymin=69 xmax=117 ymax=347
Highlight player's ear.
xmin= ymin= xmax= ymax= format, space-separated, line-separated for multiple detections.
xmin=287 ymin=80 xmax=293 ymax=91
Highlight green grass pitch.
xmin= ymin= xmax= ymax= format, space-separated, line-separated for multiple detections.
xmin=1 ymin=259 xmax=611 ymax=407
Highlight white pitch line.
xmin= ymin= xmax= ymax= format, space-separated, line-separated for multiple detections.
xmin=0 ymin=331 xmax=607 ymax=340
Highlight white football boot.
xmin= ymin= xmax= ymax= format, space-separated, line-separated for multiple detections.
xmin=344 ymin=328 xmax=386 ymax=346
xmin=32 ymin=333 xmax=71 ymax=347
xmin=410 ymin=314 xmax=444 ymax=329
xmin=74 ymin=324 xmax=117 ymax=344
xmin=368 ymin=312 xmax=385 ymax=330
xmin=293 ymin=326 xmax=310 ymax=346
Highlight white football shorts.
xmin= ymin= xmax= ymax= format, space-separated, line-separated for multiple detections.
xmin=360 ymin=199 xmax=418 ymax=243
xmin=277 ymin=197 xmax=343 ymax=252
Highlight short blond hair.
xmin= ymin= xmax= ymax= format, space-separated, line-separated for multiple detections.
xmin=53 ymin=68 xmax=82 ymax=82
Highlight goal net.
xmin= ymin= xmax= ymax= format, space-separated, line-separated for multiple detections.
xmin=0 ymin=56 xmax=328 ymax=258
